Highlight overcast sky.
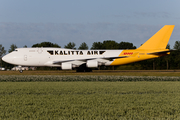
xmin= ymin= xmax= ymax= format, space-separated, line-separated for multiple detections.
xmin=0 ymin=0 xmax=180 ymax=51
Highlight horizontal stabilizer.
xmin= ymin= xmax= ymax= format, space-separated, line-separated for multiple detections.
xmin=147 ymin=50 xmax=172 ymax=55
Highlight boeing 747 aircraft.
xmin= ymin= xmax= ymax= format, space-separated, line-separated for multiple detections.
xmin=2 ymin=25 xmax=175 ymax=72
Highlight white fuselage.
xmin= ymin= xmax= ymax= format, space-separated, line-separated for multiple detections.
xmin=2 ymin=48 xmax=122 ymax=69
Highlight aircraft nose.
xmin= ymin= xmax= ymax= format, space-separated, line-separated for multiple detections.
xmin=2 ymin=54 xmax=13 ymax=64
xmin=2 ymin=55 xmax=8 ymax=62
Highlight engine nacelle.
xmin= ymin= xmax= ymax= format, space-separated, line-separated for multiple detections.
xmin=86 ymin=60 xmax=98 ymax=68
xmin=61 ymin=63 xmax=72 ymax=70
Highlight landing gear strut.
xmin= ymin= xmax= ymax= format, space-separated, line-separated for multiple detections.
xmin=18 ymin=66 xmax=23 ymax=73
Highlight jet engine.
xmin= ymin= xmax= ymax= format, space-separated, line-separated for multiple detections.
xmin=61 ymin=63 xmax=72 ymax=70
xmin=86 ymin=60 xmax=98 ymax=68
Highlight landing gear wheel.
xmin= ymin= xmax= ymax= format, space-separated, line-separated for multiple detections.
xmin=19 ymin=70 xmax=23 ymax=73
xmin=76 ymin=64 xmax=92 ymax=72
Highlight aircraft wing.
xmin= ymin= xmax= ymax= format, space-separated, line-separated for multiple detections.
xmin=53 ymin=56 xmax=128 ymax=65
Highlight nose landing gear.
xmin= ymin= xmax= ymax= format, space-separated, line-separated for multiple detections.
xmin=19 ymin=69 xmax=23 ymax=73
xmin=18 ymin=66 xmax=23 ymax=73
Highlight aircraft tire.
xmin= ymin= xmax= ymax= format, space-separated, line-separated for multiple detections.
xmin=19 ymin=70 xmax=23 ymax=73
xmin=76 ymin=64 xmax=92 ymax=72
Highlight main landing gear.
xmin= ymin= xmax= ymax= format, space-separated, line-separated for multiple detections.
xmin=76 ymin=64 xmax=92 ymax=72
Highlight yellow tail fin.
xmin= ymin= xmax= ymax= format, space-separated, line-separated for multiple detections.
xmin=138 ymin=25 xmax=175 ymax=50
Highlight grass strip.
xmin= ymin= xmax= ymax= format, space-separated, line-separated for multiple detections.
xmin=0 ymin=82 xmax=180 ymax=119
xmin=0 ymin=75 xmax=180 ymax=82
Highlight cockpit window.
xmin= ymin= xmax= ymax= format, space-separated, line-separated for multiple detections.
xmin=14 ymin=50 xmax=18 ymax=52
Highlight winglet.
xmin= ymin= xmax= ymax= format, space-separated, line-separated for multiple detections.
xmin=138 ymin=25 xmax=175 ymax=50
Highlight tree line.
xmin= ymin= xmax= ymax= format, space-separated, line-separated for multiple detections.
xmin=0 ymin=40 xmax=180 ymax=70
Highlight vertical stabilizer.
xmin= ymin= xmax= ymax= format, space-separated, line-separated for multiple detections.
xmin=138 ymin=25 xmax=175 ymax=50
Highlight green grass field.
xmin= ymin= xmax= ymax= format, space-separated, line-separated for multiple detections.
xmin=0 ymin=81 xmax=180 ymax=119
xmin=1 ymin=70 xmax=180 ymax=76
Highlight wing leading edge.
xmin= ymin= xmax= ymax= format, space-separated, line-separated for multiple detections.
xmin=53 ymin=56 xmax=128 ymax=65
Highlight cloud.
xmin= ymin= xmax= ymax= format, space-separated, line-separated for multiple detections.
xmin=0 ymin=22 xmax=179 ymax=50
xmin=134 ymin=12 xmax=170 ymax=18
xmin=113 ymin=12 xmax=170 ymax=19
